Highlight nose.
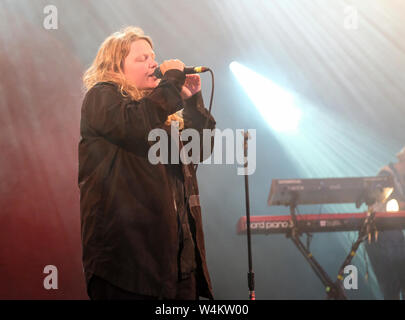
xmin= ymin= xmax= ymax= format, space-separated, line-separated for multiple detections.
xmin=150 ymin=59 xmax=158 ymax=70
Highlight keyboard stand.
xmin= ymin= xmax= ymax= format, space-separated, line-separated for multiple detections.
xmin=287 ymin=194 xmax=377 ymax=300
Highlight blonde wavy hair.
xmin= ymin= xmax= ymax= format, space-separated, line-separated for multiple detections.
xmin=83 ymin=26 xmax=183 ymax=129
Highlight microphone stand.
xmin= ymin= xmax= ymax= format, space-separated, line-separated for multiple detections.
xmin=242 ymin=130 xmax=255 ymax=300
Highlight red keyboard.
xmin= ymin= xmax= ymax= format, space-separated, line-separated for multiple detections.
xmin=237 ymin=211 xmax=405 ymax=234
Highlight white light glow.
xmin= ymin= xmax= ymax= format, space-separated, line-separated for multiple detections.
xmin=230 ymin=61 xmax=302 ymax=133
xmin=386 ymin=199 xmax=399 ymax=212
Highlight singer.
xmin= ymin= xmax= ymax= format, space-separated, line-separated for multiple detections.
xmin=78 ymin=26 xmax=216 ymax=300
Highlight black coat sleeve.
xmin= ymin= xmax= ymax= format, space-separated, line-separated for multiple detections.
xmin=81 ymin=70 xmax=186 ymax=150
xmin=182 ymin=91 xmax=216 ymax=162
xmin=183 ymin=91 xmax=216 ymax=131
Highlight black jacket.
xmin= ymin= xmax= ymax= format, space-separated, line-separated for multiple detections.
xmin=78 ymin=70 xmax=216 ymax=299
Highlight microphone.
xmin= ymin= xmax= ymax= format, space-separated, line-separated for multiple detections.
xmin=153 ymin=66 xmax=209 ymax=79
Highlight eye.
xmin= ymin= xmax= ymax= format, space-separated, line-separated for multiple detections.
xmin=136 ymin=55 xmax=147 ymax=62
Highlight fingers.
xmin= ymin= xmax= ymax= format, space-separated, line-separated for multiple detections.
xmin=185 ymin=74 xmax=200 ymax=79
xmin=183 ymin=74 xmax=201 ymax=96
xmin=159 ymin=59 xmax=185 ymax=75
xmin=185 ymin=74 xmax=201 ymax=84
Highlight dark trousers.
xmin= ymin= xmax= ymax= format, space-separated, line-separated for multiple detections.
xmin=88 ymin=272 xmax=198 ymax=300
xmin=365 ymin=230 xmax=405 ymax=300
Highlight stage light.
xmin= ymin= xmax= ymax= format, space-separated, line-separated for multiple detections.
xmin=386 ymin=198 xmax=399 ymax=212
xmin=229 ymin=61 xmax=301 ymax=133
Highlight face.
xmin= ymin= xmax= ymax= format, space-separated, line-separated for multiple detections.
xmin=122 ymin=39 xmax=159 ymax=90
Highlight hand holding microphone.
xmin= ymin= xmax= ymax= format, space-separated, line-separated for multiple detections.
xmin=157 ymin=59 xmax=185 ymax=76
xmin=153 ymin=59 xmax=209 ymax=78
xmin=155 ymin=59 xmax=206 ymax=99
